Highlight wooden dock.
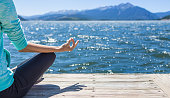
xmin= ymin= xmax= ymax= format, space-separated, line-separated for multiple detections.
xmin=24 ymin=74 xmax=170 ymax=98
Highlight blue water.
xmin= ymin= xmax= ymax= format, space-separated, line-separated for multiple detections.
xmin=4 ymin=21 xmax=170 ymax=73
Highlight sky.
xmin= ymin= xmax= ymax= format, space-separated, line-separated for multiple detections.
xmin=14 ymin=0 xmax=170 ymax=16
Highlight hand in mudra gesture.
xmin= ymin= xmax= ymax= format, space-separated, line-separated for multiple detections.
xmin=61 ymin=38 xmax=79 ymax=51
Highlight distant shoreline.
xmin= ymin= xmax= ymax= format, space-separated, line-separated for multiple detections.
xmin=161 ymin=19 xmax=170 ymax=20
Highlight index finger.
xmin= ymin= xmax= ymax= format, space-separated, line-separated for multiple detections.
xmin=71 ymin=38 xmax=75 ymax=47
xmin=70 ymin=39 xmax=75 ymax=49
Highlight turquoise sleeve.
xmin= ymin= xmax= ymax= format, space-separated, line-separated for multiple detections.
xmin=0 ymin=0 xmax=28 ymax=50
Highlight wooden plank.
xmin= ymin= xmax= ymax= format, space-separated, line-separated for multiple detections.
xmin=23 ymin=74 xmax=170 ymax=98
xmin=150 ymin=74 xmax=170 ymax=97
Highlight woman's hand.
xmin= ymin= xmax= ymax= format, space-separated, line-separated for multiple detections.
xmin=19 ymin=38 xmax=79 ymax=53
xmin=60 ymin=38 xmax=79 ymax=51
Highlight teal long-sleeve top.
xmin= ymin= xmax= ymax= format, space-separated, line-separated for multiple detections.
xmin=0 ymin=0 xmax=28 ymax=92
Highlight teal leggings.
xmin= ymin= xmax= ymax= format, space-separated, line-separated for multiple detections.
xmin=0 ymin=53 xmax=56 ymax=98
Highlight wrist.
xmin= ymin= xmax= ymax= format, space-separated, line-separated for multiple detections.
xmin=55 ymin=46 xmax=65 ymax=52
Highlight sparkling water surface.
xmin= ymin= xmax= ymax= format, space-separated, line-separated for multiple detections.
xmin=4 ymin=21 xmax=170 ymax=73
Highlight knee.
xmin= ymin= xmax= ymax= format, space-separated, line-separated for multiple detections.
xmin=51 ymin=52 xmax=56 ymax=59
xmin=47 ymin=52 xmax=56 ymax=60
xmin=45 ymin=53 xmax=56 ymax=64
xmin=40 ymin=52 xmax=56 ymax=60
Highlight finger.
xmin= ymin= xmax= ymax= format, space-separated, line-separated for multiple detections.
xmin=74 ymin=40 xmax=79 ymax=48
xmin=71 ymin=40 xmax=79 ymax=50
xmin=67 ymin=38 xmax=72 ymax=45
xmin=71 ymin=38 xmax=75 ymax=47
xmin=70 ymin=39 xmax=76 ymax=49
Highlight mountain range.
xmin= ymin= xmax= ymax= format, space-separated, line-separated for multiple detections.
xmin=155 ymin=11 xmax=170 ymax=18
xmin=20 ymin=3 xmax=170 ymax=21
xmin=162 ymin=15 xmax=170 ymax=20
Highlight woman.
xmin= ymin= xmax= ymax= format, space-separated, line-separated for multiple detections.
xmin=0 ymin=0 xmax=79 ymax=98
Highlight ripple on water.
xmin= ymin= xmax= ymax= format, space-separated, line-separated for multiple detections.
xmin=157 ymin=37 xmax=170 ymax=41
xmin=152 ymin=51 xmax=170 ymax=58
